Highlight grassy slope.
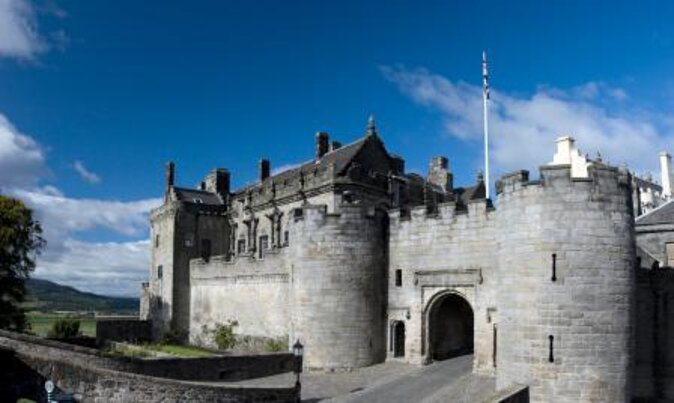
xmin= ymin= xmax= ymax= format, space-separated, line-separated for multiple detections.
xmin=23 ymin=278 xmax=139 ymax=314
xmin=26 ymin=311 xmax=96 ymax=337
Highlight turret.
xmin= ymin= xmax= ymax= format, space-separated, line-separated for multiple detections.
xmin=495 ymin=162 xmax=635 ymax=402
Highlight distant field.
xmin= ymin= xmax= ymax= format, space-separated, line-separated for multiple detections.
xmin=26 ymin=311 xmax=96 ymax=337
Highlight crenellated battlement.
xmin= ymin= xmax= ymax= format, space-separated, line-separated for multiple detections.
xmin=290 ymin=203 xmax=379 ymax=229
xmin=389 ymin=198 xmax=493 ymax=229
xmin=496 ymin=163 xmax=632 ymax=200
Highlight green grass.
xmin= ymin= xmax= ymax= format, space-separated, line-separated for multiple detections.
xmin=26 ymin=311 xmax=96 ymax=337
xmin=145 ymin=344 xmax=215 ymax=357
xmin=102 ymin=343 xmax=216 ymax=358
xmin=101 ymin=344 xmax=152 ymax=358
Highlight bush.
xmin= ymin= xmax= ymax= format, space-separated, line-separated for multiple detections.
xmin=264 ymin=337 xmax=288 ymax=352
xmin=47 ymin=317 xmax=80 ymax=339
xmin=212 ymin=320 xmax=238 ymax=350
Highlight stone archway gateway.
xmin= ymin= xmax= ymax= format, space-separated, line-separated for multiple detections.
xmin=428 ymin=293 xmax=474 ymax=361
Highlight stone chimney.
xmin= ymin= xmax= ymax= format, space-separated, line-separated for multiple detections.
xmin=427 ymin=156 xmax=453 ymax=191
xmin=550 ymin=136 xmax=589 ymax=178
xmin=660 ymin=152 xmax=672 ymax=198
xmin=330 ymin=141 xmax=342 ymax=152
xmin=165 ymin=161 xmax=175 ymax=194
xmin=259 ymin=158 xmax=270 ymax=181
xmin=205 ymin=168 xmax=230 ymax=197
xmin=316 ymin=132 xmax=329 ymax=159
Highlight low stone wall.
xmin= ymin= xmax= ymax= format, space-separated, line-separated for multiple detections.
xmin=96 ymin=316 xmax=151 ymax=345
xmin=0 ymin=330 xmax=299 ymax=402
xmin=101 ymin=349 xmax=297 ymax=382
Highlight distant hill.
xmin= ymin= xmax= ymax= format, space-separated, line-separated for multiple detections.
xmin=23 ymin=278 xmax=139 ymax=314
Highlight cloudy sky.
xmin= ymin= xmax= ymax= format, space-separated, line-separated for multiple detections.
xmin=2 ymin=0 xmax=674 ymax=296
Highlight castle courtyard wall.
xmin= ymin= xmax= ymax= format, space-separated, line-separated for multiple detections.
xmin=189 ymin=252 xmax=290 ymax=346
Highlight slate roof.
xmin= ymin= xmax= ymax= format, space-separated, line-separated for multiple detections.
xmin=173 ymin=187 xmax=224 ymax=206
xmin=233 ymin=135 xmax=373 ymax=194
xmin=454 ymin=182 xmax=486 ymax=204
xmin=636 ymin=200 xmax=674 ymax=226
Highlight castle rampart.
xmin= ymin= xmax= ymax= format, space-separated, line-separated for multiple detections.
xmin=388 ymin=198 xmax=497 ymax=372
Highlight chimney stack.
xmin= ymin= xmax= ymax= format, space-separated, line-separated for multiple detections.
xmin=330 ymin=141 xmax=342 ymax=152
xmin=427 ymin=156 xmax=453 ymax=191
xmin=205 ymin=168 xmax=230 ymax=197
xmin=316 ymin=132 xmax=329 ymax=159
xmin=660 ymin=152 xmax=672 ymax=198
xmin=165 ymin=161 xmax=175 ymax=193
xmin=259 ymin=158 xmax=270 ymax=181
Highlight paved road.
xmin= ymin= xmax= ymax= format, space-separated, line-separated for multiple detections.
xmin=327 ymin=355 xmax=495 ymax=403
xmin=228 ymin=354 xmax=495 ymax=402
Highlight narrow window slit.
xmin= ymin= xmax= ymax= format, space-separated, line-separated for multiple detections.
xmin=551 ymin=253 xmax=557 ymax=282
xmin=548 ymin=335 xmax=554 ymax=362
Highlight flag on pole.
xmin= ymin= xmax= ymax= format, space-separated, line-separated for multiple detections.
xmin=482 ymin=50 xmax=491 ymax=200
xmin=482 ymin=51 xmax=490 ymax=100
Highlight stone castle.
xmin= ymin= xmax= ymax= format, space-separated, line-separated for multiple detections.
xmin=141 ymin=117 xmax=674 ymax=402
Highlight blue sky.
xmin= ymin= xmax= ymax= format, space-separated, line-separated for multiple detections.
xmin=2 ymin=0 xmax=674 ymax=296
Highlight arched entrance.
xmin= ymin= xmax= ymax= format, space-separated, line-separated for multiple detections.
xmin=428 ymin=293 xmax=474 ymax=361
xmin=393 ymin=321 xmax=405 ymax=357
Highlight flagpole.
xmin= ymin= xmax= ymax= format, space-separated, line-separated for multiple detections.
xmin=482 ymin=50 xmax=491 ymax=200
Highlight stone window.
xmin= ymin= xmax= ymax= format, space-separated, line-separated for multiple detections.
xmin=157 ymin=265 xmax=163 ymax=279
xmin=283 ymin=231 xmax=289 ymax=247
xmin=155 ymin=234 xmax=160 ymax=248
xmin=667 ymin=243 xmax=674 ymax=267
xmin=395 ymin=269 xmax=402 ymax=287
xmin=259 ymin=235 xmax=269 ymax=259
xmin=237 ymin=239 xmax=246 ymax=254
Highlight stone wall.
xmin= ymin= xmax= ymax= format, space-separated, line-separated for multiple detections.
xmin=289 ymin=203 xmax=387 ymax=369
xmin=0 ymin=330 xmax=298 ymax=402
xmin=495 ymin=165 xmax=635 ymax=403
xmin=190 ymin=251 xmax=290 ymax=345
xmin=387 ymin=200 xmax=497 ymax=373
xmin=96 ymin=317 xmax=151 ymax=345
xmin=633 ymin=268 xmax=674 ymax=402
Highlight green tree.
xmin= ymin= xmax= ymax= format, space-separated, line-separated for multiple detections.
xmin=0 ymin=195 xmax=45 ymax=331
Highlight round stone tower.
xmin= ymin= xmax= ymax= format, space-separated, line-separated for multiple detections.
xmin=289 ymin=204 xmax=387 ymax=370
xmin=495 ymin=164 xmax=635 ymax=402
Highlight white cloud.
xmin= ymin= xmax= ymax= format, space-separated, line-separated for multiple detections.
xmin=0 ymin=112 xmax=161 ymax=296
xmin=0 ymin=0 xmax=46 ymax=59
xmin=9 ymin=188 xmax=162 ymax=296
xmin=0 ymin=113 xmax=46 ymax=188
xmin=381 ymin=65 xmax=673 ymax=178
xmin=34 ymin=239 xmax=150 ymax=298
xmin=72 ymin=160 xmax=101 ymax=184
